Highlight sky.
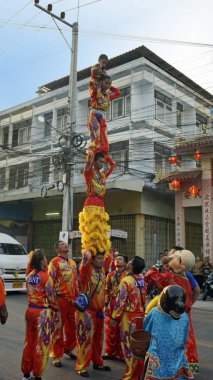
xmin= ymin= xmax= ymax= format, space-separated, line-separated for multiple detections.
xmin=0 ymin=0 xmax=213 ymax=111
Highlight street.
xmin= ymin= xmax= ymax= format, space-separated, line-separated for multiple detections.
xmin=0 ymin=293 xmax=212 ymax=380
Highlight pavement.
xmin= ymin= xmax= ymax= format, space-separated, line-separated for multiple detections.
xmin=193 ymin=295 xmax=213 ymax=312
xmin=0 ymin=293 xmax=212 ymax=380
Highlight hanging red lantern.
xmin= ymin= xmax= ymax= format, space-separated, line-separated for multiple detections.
xmin=188 ymin=185 xmax=199 ymax=197
xmin=168 ymin=156 xmax=177 ymax=165
xmin=171 ymin=179 xmax=180 ymax=190
xmin=193 ymin=150 xmax=202 ymax=161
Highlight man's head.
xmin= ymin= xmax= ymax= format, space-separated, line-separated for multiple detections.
xmin=55 ymin=240 xmax=69 ymax=256
xmin=115 ymin=254 xmax=128 ymax=269
xmin=98 ymin=53 xmax=108 ymax=68
xmin=100 ymin=74 xmax=112 ymax=90
xmin=204 ymin=256 xmax=210 ymax=263
xmin=132 ymin=256 xmax=145 ymax=274
xmin=195 ymin=256 xmax=201 ymax=262
xmin=92 ymin=252 xmax=105 ymax=270
xmin=163 ymin=249 xmax=168 ymax=256
xmin=94 ymin=152 xmax=105 ymax=170
xmin=159 ymin=285 xmax=186 ymax=320
xmin=158 ymin=252 xmax=164 ymax=261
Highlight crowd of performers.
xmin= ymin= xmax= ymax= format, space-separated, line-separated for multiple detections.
xmin=0 ymin=54 xmax=201 ymax=380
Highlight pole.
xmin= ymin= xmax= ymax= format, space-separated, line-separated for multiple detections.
xmin=34 ymin=2 xmax=78 ymax=252
xmin=62 ymin=22 xmax=78 ymax=235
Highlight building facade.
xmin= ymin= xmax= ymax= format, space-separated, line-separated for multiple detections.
xmin=0 ymin=45 xmax=212 ymax=265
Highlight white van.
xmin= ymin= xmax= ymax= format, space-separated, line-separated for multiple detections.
xmin=0 ymin=233 xmax=28 ymax=292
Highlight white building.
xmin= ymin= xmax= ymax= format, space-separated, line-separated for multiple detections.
xmin=0 ymin=45 xmax=212 ymax=263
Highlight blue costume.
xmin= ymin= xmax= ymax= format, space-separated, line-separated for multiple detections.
xmin=142 ymin=307 xmax=194 ymax=380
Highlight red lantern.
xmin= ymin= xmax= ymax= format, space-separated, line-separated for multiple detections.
xmin=168 ymin=156 xmax=177 ymax=165
xmin=171 ymin=179 xmax=180 ymax=190
xmin=193 ymin=150 xmax=202 ymax=161
xmin=188 ymin=185 xmax=199 ymax=197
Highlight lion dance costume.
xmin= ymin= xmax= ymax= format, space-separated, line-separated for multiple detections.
xmin=79 ymin=149 xmax=116 ymax=258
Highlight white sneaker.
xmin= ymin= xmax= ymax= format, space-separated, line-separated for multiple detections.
xmin=22 ymin=376 xmax=34 ymax=380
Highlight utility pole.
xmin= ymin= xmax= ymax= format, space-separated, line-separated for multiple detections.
xmin=34 ymin=1 xmax=78 ymax=246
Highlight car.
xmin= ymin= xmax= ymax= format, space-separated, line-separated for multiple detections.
xmin=0 ymin=233 xmax=28 ymax=292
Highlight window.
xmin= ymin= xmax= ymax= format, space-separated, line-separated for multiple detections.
xmin=196 ymin=113 xmax=208 ymax=133
xmin=106 ymin=104 xmax=111 ymax=122
xmin=57 ymin=108 xmax=69 ymax=131
xmin=41 ymin=158 xmax=50 ymax=184
xmin=0 ymin=168 xmax=5 ymax=190
xmin=112 ymin=98 xmax=124 ymax=119
xmin=155 ymin=90 xmax=172 ymax=124
xmin=9 ymin=163 xmax=29 ymax=190
xmin=12 ymin=119 xmax=31 ymax=147
xmin=0 ymin=243 xmax=27 ymax=255
xmin=18 ymin=127 xmax=28 ymax=145
xmin=125 ymin=94 xmax=131 ymax=115
xmin=44 ymin=112 xmax=52 ymax=138
xmin=109 ymin=141 xmax=129 ymax=174
xmin=2 ymin=127 xmax=9 ymax=146
xmin=176 ymin=103 xmax=183 ymax=129
xmin=154 ymin=142 xmax=171 ymax=177
xmin=111 ymin=87 xmax=130 ymax=120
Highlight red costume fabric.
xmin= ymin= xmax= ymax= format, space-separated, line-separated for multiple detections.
xmin=104 ymin=269 xmax=128 ymax=359
xmin=112 ymin=274 xmax=146 ymax=380
xmin=47 ymin=256 xmax=79 ymax=360
xmin=0 ymin=277 xmax=5 ymax=308
xmin=75 ymin=251 xmax=111 ymax=373
xmin=83 ymin=150 xmax=116 ymax=208
xmin=88 ymin=81 xmax=120 ymax=154
xmin=144 ymin=267 xmax=199 ymax=374
xmin=21 ymin=270 xmax=56 ymax=378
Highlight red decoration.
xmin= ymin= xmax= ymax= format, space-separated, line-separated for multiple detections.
xmin=188 ymin=185 xmax=199 ymax=197
xmin=193 ymin=150 xmax=202 ymax=161
xmin=171 ymin=179 xmax=180 ymax=190
xmin=168 ymin=156 xmax=177 ymax=165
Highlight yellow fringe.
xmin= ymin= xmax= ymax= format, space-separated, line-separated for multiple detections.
xmin=79 ymin=205 xmax=111 ymax=258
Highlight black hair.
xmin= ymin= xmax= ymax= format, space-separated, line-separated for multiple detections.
xmin=92 ymin=252 xmax=105 ymax=259
xmin=98 ymin=54 xmax=108 ymax=61
xmin=31 ymin=250 xmax=45 ymax=272
xmin=117 ymin=254 xmax=128 ymax=264
xmin=94 ymin=152 xmax=104 ymax=161
xmin=173 ymin=246 xmax=184 ymax=251
xmin=132 ymin=256 xmax=145 ymax=274
xmin=55 ymin=240 xmax=64 ymax=250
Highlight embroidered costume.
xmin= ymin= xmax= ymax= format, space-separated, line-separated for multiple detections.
xmin=47 ymin=256 xmax=79 ymax=362
xmin=88 ymin=79 xmax=120 ymax=154
xmin=104 ymin=269 xmax=128 ymax=359
xmin=79 ymin=150 xmax=116 ymax=258
xmin=141 ymin=285 xmax=194 ymax=380
xmin=112 ymin=274 xmax=146 ymax=380
xmin=144 ymin=267 xmax=199 ymax=374
xmin=21 ymin=270 xmax=56 ymax=378
xmin=75 ymin=251 xmax=111 ymax=374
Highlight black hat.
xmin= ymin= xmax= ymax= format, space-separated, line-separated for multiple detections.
xmin=159 ymin=285 xmax=186 ymax=319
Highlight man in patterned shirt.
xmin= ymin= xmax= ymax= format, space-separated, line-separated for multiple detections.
xmin=104 ymin=254 xmax=128 ymax=360
xmin=75 ymin=250 xmax=111 ymax=377
xmin=48 ymin=241 xmax=79 ymax=367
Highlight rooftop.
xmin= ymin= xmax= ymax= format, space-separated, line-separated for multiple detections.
xmin=41 ymin=45 xmax=213 ymax=102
